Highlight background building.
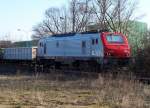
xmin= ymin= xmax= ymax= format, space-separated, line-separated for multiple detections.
xmin=13 ymin=40 xmax=38 ymax=47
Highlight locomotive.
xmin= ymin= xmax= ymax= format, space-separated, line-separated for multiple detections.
xmin=1 ymin=31 xmax=131 ymax=70
xmin=38 ymin=31 xmax=130 ymax=66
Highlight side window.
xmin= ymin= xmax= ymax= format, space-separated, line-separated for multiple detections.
xmin=44 ymin=43 xmax=46 ymax=54
xmin=92 ymin=39 xmax=95 ymax=45
xmin=82 ymin=41 xmax=86 ymax=48
xmin=92 ymin=39 xmax=98 ymax=45
xmin=96 ymin=39 xmax=98 ymax=44
xmin=40 ymin=42 xmax=44 ymax=47
xmin=56 ymin=41 xmax=59 ymax=48
xmin=82 ymin=41 xmax=86 ymax=54
xmin=40 ymin=42 xmax=42 ymax=47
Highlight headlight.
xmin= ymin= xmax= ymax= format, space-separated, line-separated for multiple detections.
xmin=124 ymin=49 xmax=129 ymax=53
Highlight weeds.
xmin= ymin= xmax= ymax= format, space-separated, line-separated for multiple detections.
xmin=0 ymin=72 xmax=149 ymax=108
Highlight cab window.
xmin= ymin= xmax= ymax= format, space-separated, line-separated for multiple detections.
xmin=106 ymin=35 xmax=124 ymax=43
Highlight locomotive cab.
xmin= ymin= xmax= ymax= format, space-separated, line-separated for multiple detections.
xmin=101 ymin=32 xmax=131 ymax=64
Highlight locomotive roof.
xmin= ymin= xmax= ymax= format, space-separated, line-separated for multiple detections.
xmin=49 ymin=30 xmax=108 ymax=37
xmin=40 ymin=30 xmax=109 ymax=40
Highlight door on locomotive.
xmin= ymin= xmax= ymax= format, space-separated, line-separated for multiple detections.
xmin=101 ymin=32 xmax=130 ymax=61
xmin=38 ymin=39 xmax=45 ymax=57
xmin=91 ymin=38 xmax=100 ymax=56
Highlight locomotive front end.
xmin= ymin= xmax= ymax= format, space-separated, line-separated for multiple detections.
xmin=102 ymin=32 xmax=131 ymax=64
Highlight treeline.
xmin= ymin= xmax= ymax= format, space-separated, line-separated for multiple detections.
xmin=133 ymin=31 xmax=150 ymax=76
xmin=32 ymin=0 xmax=137 ymax=39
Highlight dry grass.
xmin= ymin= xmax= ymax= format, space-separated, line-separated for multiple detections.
xmin=0 ymin=72 xmax=149 ymax=108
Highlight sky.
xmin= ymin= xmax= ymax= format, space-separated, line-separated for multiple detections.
xmin=137 ymin=0 xmax=150 ymax=24
xmin=0 ymin=0 xmax=149 ymax=41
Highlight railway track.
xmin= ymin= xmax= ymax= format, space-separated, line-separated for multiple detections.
xmin=0 ymin=61 xmax=150 ymax=83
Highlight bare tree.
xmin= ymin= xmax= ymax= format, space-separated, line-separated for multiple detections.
xmin=32 ymin=0 xmax=137 ymax=39
xmin=92 ymin=0 xmax=137 ymax=34
xmin=32 ymin=0 xmax=94 ymax=39
xmin=32 ymin=7 xmax=68 ymax=39
xmin=69 ymin=0 xmax=94 ymax=32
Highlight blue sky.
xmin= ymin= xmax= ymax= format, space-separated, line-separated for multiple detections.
xmin=0 ymin=0 xmax=68 ymax=41
xmin=0 ymin=0 xmax=149 ymax=41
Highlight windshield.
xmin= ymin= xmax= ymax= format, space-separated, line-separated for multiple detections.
xmin=106 ymin=35 xmax=124 ymax=43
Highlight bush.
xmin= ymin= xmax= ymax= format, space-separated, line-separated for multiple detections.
xmin=132 ymin=32 xmax=150 ymax=77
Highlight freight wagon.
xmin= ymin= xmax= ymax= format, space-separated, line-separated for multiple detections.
xmin=3 ymin=47 xmax=37 ymax=60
